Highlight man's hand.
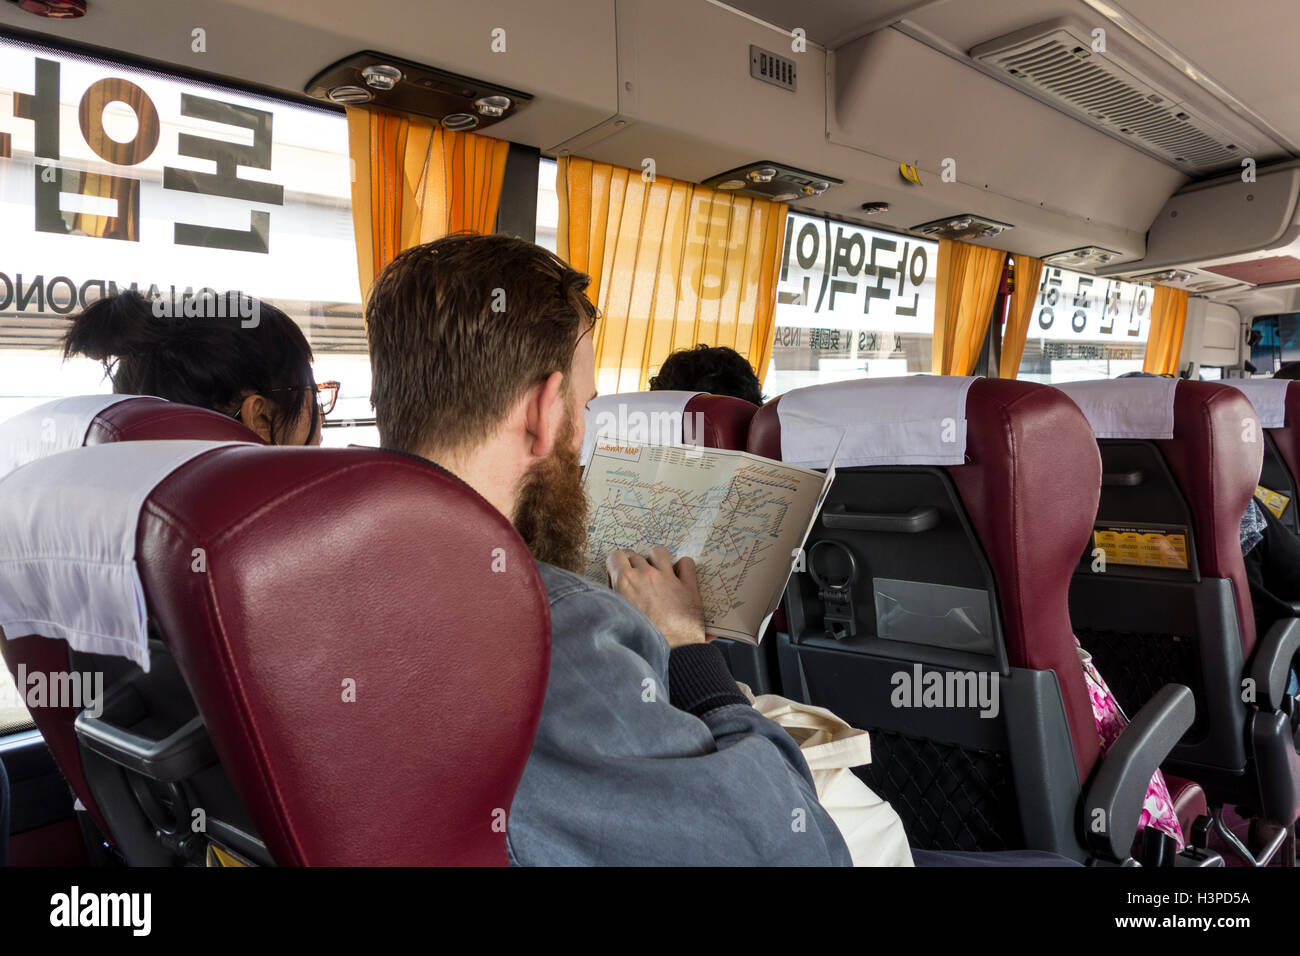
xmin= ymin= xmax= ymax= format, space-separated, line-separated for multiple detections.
xmin=607 ymin=546 xmax=708 ymax=649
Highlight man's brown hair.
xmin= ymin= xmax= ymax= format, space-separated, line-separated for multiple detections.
xmin=366 ymin=233 xmax=598 ymax=454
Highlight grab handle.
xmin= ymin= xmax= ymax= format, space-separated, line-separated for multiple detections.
xmin=821 ymin=504 xmax=939 ymax=534
xmin=1102 ymin=470 xmax=1144 ymax=487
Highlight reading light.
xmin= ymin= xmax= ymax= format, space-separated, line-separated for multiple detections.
xmin=361 ymin=64 xmax=403 ymax=90
xmin=702 ymin=163 xmax=843 ymax=202
xmin=1147 ymin=269 xmax=1195 ymax=283
xmin=327 ymin=85 xmax=373 ymax=105
xmin=911 ymin=214 xmax=1013 ymax=241
xmin=305 ymin=52 xmax=531 ymax=132
xmin=475 ymin=95 xmax=512 ymax=117
xmin=1043 ymin=246 xmax=1122 ymax=268
xmin=442 ymin=112 xmax=479 ymax=131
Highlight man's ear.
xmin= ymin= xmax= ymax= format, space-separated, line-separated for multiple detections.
xmin=523 ymin=370 xmax=567 ymax=459
xmin=238 ymin=393 xmax=275 ymax=444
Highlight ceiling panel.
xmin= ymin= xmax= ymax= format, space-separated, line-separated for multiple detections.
xmin=906 ymin=0 xmax=1300 ymax=161
xmin=0 ymin=0 xmax=619 ymax=151
xmin=718 ymin=0 xmax=936 ymax=46
xmin=1120 ymin=0 xmax=1300 ymax=150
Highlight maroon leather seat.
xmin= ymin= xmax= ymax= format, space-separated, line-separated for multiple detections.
xmin=583 ymin=391 xmax=757 ymax=455
xmin=84 ymin=396 xmax=262 ymax=446
xmin=132 ymin=444 xmax=549 ymax=865
xmin=682 ymin=393 xmax=758 ymax=450
xmin=1 ymin=397 xmax=262 ymax=843
xmin=749 ymin=377 xmax=1198 ymax=863
xmin=1065 ymin=379 xmax=1299 ymax=865
xmin=3 ymin=397 xmax=550 ymax=865
xmin=1258 ymin=380 xmax=1300 ymax=534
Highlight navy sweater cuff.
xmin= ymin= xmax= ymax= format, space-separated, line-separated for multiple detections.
xmin=668 ymin=642 xmax=749 ymax=715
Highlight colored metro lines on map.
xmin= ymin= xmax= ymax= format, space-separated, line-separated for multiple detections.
xmin=583 ymin=442 xmax=831 ymax=642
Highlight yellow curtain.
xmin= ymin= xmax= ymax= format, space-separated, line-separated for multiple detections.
xmin=346 ymin=109 xmax=510 ymax=302
xmin=557 ymin=156 xmax=788 ymax=393
xmin=997 ymin=253 xmax=1045 ymax=379
xmin=932 ymin=239 xmax=1006 ymax=376
xmin=1143 ymin=285 xmax=1190 ymax=375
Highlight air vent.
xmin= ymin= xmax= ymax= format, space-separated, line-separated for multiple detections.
xmin=972 ymin=22 xmax=1254 ymax=174
xmin=750 ymin=45 xmax=796 ymax=92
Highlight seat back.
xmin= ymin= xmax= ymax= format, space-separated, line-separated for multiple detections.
xmin=0 ymin=396 xmax=261 ymax=846
xmin=749 ymin=377 xmax=1103 ymax=857
xmin=135 ymin=444 xmax=550 ymax=865
xmin=1239 ymin=379 xmax=1300 ymax=533
xmin=1060 ymin=379 xmax=1261 ymax=794
xmin=1 ymin=430 xmax=549 ymax=865
xmin=581 ymin=391 xmax=756 ymax=463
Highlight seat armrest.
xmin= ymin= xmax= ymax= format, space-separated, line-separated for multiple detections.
xmin=1249 ymin=617 xmax=1300 ymax=712
xmin=1083 ymin=684 xmax=1195 ymax=863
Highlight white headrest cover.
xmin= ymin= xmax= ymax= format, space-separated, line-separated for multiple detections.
xmin=1055 ymin=378 xmax=1179 ymax=439
xmin=0 ymin=440 xmax=236 ymax=671
xmin=0 ymin=394 xmax=162 ymax=480
xmin=581 ymin=391 xmax=703 ymax=465
xmin=1223 ymin=378 xmax=1289 ymax=429
xmin=776 ymin=376 xmax=977 ymax=469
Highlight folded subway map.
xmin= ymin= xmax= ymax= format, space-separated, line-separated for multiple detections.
xmin=582 ymin=441 xmax=835 ymax=643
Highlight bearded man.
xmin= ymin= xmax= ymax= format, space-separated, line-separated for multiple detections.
xmin=365 ymin=234 xmax=850 ymax=866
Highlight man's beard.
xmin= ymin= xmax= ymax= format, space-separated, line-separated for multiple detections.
xmin=512 ymin=407 xmax=589 ymax=573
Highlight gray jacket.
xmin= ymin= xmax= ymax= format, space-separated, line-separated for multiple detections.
xmin=505 ymin=562 xmax=852 ymax=866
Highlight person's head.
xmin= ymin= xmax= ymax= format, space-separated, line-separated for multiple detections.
xmin=63 ymin=290 xmax=323 ymax=446
xmin=366 ymin=233 xmax=599 ymax=571
xmin=1274 ymin=361 xmax=1300 ymax=380
xmin=647 ymin=344 xmax=764 ymax=405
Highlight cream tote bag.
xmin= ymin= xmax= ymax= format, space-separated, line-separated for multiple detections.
xmin=740 ymin=685 xmax=914 ymax=867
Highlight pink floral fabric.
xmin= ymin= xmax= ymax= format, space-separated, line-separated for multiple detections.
xmin=1075 ymin=639 xmax=1185 ymax=848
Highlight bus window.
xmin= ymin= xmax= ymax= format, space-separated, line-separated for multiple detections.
xmin=1014 ymin=266 xmax=1154 ymax=383
xmin=0 ymin=35 xmax=367 ymax=432
xmin=765 ymin=214 xmax=939 ymax=393
xmin=0 ymin=656 xmax=33 ymax=735
xmin=536 ymin=156 xmax=559 ymax=254
xmin=1250 ymin=313 xmax=1300 ymax=374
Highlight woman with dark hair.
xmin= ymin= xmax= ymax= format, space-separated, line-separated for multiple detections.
xmin=62 ymin=290 xmax=330 ymax=446
xmin=648 ymin=344 xmax=766 ymax=406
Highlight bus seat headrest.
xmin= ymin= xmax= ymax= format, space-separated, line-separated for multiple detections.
xmin=775 ymin=375 xmax=977 ymax=469
xmin=0 ymin=394 xmax=154 ymax=479
xmin=1056 ymin=377 xmax=1179 ymax=439
xmin=0 ymin=440 xmax=236 ymax=670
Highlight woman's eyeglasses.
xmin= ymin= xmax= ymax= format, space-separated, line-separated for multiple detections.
xmin=267 ymin=380 xmax=341 ymax=416
xmin=314 ymin=380 xmax=340 ymax=416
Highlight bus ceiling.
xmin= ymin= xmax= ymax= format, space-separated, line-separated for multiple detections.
xmin=3 ymin=0 xmax=1300 ymax=316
